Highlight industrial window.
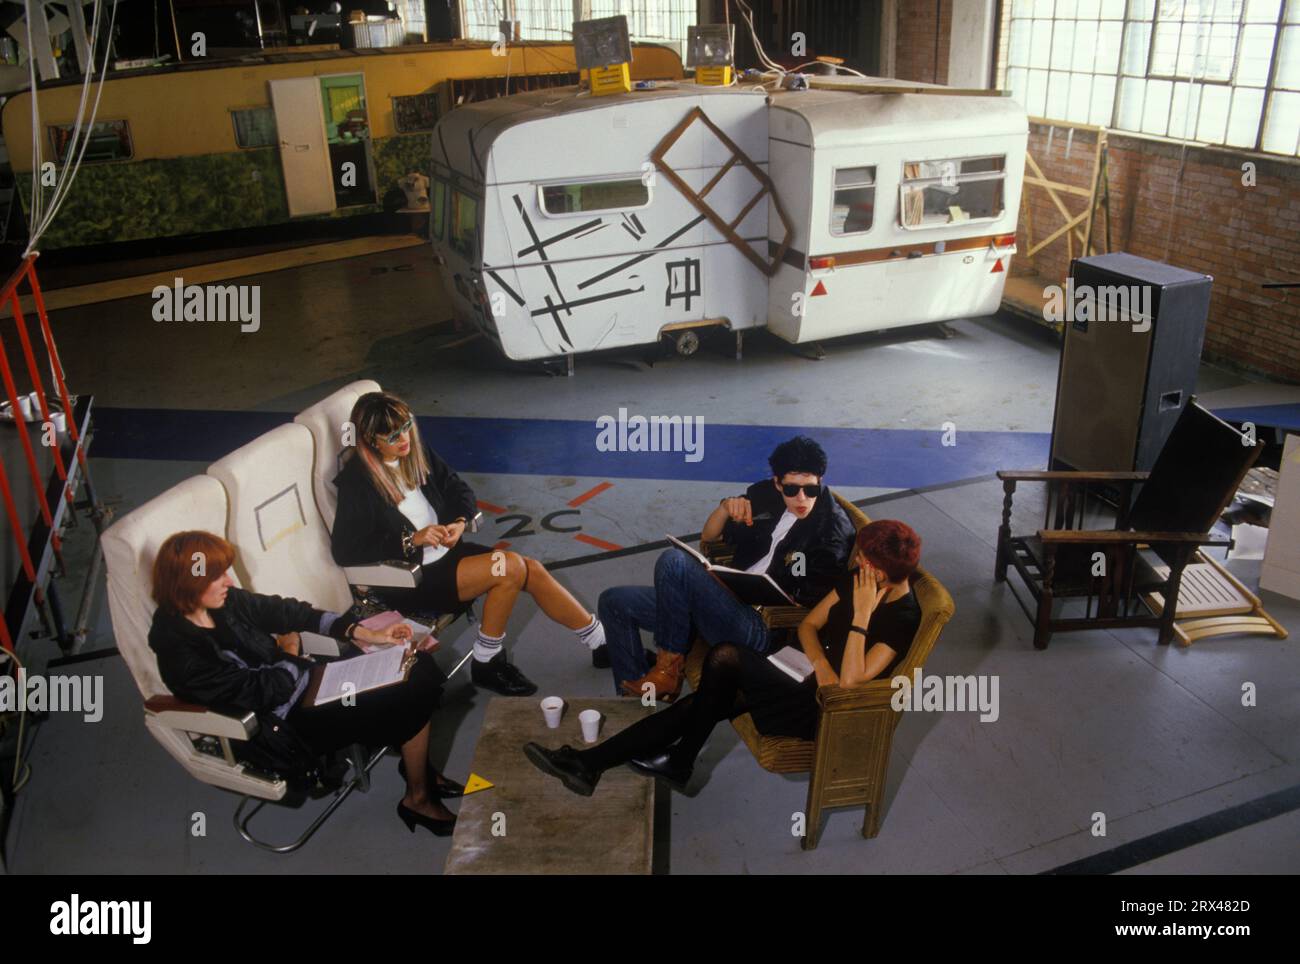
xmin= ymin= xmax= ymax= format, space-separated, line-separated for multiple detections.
xmin=392 ymin=93 xmax=439 ymax=133
xmin=431 ymin=179 xmax=447 ymax=239
xmin=899 ymin=156 xmax=1006 ymax=228
xmin=231 ymin=107 xmax=278 ymax=149
xmin=460 ymin=0 xmax=694 ymax=57
xmin=1001 ymin=0 xmax=1300 ymax=158
xmin=539 ymin=178 xmax=650 ymax=215
xmin=450 ymin=190 xmax=479 ymax=258
xmin=47 ymin=120 xmax=132 ymax=164
xmin=830 ymin=165 xmax=877 ymax=235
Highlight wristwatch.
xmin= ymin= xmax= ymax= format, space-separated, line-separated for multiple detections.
xmin=849 ymin=625 xmax=870 ymax=638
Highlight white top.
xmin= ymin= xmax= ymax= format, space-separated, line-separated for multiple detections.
xmin=386 ymin=459 xmax=448 ymax=566
xmin=746 ymin=509 xmax=798 ymax=576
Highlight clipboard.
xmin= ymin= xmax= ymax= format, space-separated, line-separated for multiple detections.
xmin=302 ymin=646 xmax=417 ymax=707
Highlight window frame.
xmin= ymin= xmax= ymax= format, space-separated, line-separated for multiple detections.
xmin=896 ymin=155 xmax=1008 ymax=231
xmin=829 ymin=164 xmax=878 ymax=237
xmin=1001 ymin=0 xmax=1298 ymax=157
xmin=535 ymin=176 xmax=653 ymax=219
xmin=47 ymin=119 xmax=134 ymax=165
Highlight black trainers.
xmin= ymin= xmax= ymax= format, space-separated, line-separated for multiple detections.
xmin=523 ymin=742 xmax=599 ymax=796
xmin=470 ymin=651 xmax=538 ymax=696
xmin=591 ymin=644 xmax=611 ymax=669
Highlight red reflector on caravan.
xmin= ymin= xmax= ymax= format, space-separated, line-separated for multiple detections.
xmin=810 ymin=280 xmax=828 ymax=296
xmin=991 ymin=259 xmax=1005 ymax=273
xmin=994 ymin=234 xmax=1017 ymax=247
xmin=809 ymin=256 xmax=835 ymax=270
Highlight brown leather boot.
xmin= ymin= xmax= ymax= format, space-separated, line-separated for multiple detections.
xmin=620 ymin=649 xmax=686 ymax=702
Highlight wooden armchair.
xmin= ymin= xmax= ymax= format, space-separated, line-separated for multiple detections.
xmin=688 ymin=491 xmax=956 ymax=848
xmin=995 ymin=400 xmax=1264 ymax=649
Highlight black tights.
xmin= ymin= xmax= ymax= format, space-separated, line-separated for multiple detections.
xmin=577 ymin=643 xmax=748 ymax=772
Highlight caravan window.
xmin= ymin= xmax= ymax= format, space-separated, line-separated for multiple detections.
xmin=830 ymin=166 xmax=876 ymax=235
xmin=539 ymin=179 xmax=650 ymax=216
xmin=450 ymin=191 xmax=479 ymax=259
xmin=899 ymin=155 xmax=1005 ymax=229
xmin=431 ymin=180 xmax=447 ymax=240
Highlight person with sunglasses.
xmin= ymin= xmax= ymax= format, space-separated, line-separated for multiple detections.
xmin=330 ymin=392 xmax=606 ymax=697
xmin=596 ymin=436 xmax=854 ymax=701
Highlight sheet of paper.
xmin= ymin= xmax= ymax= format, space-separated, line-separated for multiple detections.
xmin=313 ymin=647 xmax=408 ymax=705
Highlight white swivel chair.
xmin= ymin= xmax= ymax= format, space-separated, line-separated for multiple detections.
xmin=294 ymin=380 xmax=480 ymax=634
xmin=103 ymin=473 xmax=393 ymax=854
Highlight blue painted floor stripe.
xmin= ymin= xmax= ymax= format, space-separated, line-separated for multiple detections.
xmin=90 ymin=407 xmax=1050 ymax=489
xmin=1210 ymin=403 xmax=1300 ymax=432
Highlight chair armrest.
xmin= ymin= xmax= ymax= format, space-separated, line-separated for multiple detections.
xmin=759 ymin=605 xmax=809 ymax=629
xmin=1039 ymin=529 xmax=1212 ymax=545
xmin=816 ymin=679 xmax=898 ymax=710
xmin=144 ymin=695 xmax=258 ymax=740
xmin=300 ymin=631 xmax=341 ymax=657
xmin=344 ymin=560 xmax=422 ymax=588
xmin=700 ymin=539 xmax=734 ymax=565
xmin=997 ymin=470 xmax=1150 ymax=482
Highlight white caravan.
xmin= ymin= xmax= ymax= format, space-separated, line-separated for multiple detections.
xmin=430 ymin=76 xmax=1027 ymax=361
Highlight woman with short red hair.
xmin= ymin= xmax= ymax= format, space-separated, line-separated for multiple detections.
xmin=525 ymin=520 xmax=924 ymax=796
xmin=148 ymin=530 xmax=461 ymax=836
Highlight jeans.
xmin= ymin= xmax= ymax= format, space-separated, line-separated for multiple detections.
xmin=597 ymin=548 xmax=771 ymax=691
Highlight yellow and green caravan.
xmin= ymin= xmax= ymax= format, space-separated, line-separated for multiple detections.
xmin=1 ymin=41 xmax=682 ymax=249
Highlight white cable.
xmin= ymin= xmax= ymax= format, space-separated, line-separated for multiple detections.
xmin=25 ymin=0 xmax=119 ymax=256
xmin=24 ymin=0 xmax=41 ymax=233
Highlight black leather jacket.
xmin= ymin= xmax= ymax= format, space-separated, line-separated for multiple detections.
xmin=148 ymin=588 xmax=349 ymax=717
xmin=330 ymin=445 xmax=477 ymax=566
xmin=722 ymin=480 xmax=855 ymax=607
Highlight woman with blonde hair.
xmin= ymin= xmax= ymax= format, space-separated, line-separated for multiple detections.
xmin=330 ymin=391 xmax=605 ymax=696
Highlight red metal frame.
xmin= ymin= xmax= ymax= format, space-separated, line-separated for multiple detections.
xmin=0 ymin=255 xmax=84 ymax=652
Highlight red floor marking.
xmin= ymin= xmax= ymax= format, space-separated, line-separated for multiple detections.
xmin=573 ymin=533 xmax=622 ymax=552
xmin=492 ymin=541 xmax=511 ymax=550
xmin=568 ymin=481 xmax=613 ymax=507
xmin=477 ymin=499 xmax=507 ymax=514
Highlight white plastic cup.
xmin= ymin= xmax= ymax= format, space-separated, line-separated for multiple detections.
xmin=50 ymin=411 xmax=66 ymax=435
xmin=540 ymin=696 xmax=564 ymax=729
xmin=579 ymin=708 xmax=601 ymax=744
xmin=15 ymin=395 xmax=32 ymax=421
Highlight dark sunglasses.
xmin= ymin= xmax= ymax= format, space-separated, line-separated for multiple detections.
xmin=378 ymin=417 xmax=413 ymax=446
xmin=780 ymin=483 xmax=821 ymax=498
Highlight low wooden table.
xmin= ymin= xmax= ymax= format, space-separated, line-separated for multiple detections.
xmin=444 ymin=697 xmax=656 ymax=874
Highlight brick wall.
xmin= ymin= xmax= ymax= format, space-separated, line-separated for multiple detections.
xmin=1017 ymin=124 xmax=1300 ymax=382
xmin=895 ymin=0 xmax=950 ymax=85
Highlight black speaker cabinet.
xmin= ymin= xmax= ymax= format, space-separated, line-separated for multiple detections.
xmin=1049 ymin=252 xmax=1211 ymax=474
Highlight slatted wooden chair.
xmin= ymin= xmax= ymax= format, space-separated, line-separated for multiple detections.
xmin=686 ymin=492 xmax=955 ymax=848
xmin=995 ymin=400 xmax=1267 ymax=648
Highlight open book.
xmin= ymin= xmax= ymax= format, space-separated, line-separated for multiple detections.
xmin=666 ymin=534 xmax=796 ymax=606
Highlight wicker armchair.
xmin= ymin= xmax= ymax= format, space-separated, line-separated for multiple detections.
xmin=686 ymin=492 xmax=955 ymax=848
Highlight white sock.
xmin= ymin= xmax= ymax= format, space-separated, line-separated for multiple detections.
xmin=575 ymin=615 xmax=605 ymax=651
xmin=473 ymin=629 xmax=505 ymax=663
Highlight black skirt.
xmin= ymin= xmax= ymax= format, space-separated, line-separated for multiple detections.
xmin=730 ymin=645 xmax=820 ymax=741
xmin=288 ymin=651 xmax=446 ymax=755
xmin=375 ymin=539 xmax=495 ymax=616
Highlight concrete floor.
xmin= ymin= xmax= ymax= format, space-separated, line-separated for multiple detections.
xmin=2 ymin=242 xmax=1296 ymax=874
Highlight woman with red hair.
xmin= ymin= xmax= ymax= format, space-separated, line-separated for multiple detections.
xmin=525 ymin=520 xmax=924 ymax=795
xmin=148 ymin=531 xmax=461 ymax=836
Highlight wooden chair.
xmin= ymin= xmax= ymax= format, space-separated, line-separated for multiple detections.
xmin=686 ymin=492 xmax=956 ymax=848
xmin=995 ymin=400 xmax=1266 ymax=648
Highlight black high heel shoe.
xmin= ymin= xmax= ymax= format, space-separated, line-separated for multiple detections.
xmin=396 ymin=801 xmax=457 ymax=837
xmin=397 ymin=760 xmax=467 ymax=798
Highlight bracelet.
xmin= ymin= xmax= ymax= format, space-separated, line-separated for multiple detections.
xmin=849 ymin=625 xmax=869 ymax=638
xmin=401 ymin=530 xmax=417 ymax=557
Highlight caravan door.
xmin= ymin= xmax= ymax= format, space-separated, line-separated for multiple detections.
xmin=269 ymin=78 xmax=335 ymax=217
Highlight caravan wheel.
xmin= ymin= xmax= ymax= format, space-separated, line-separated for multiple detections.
xmin=673 ymin=330 xmax=701 ymax=356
